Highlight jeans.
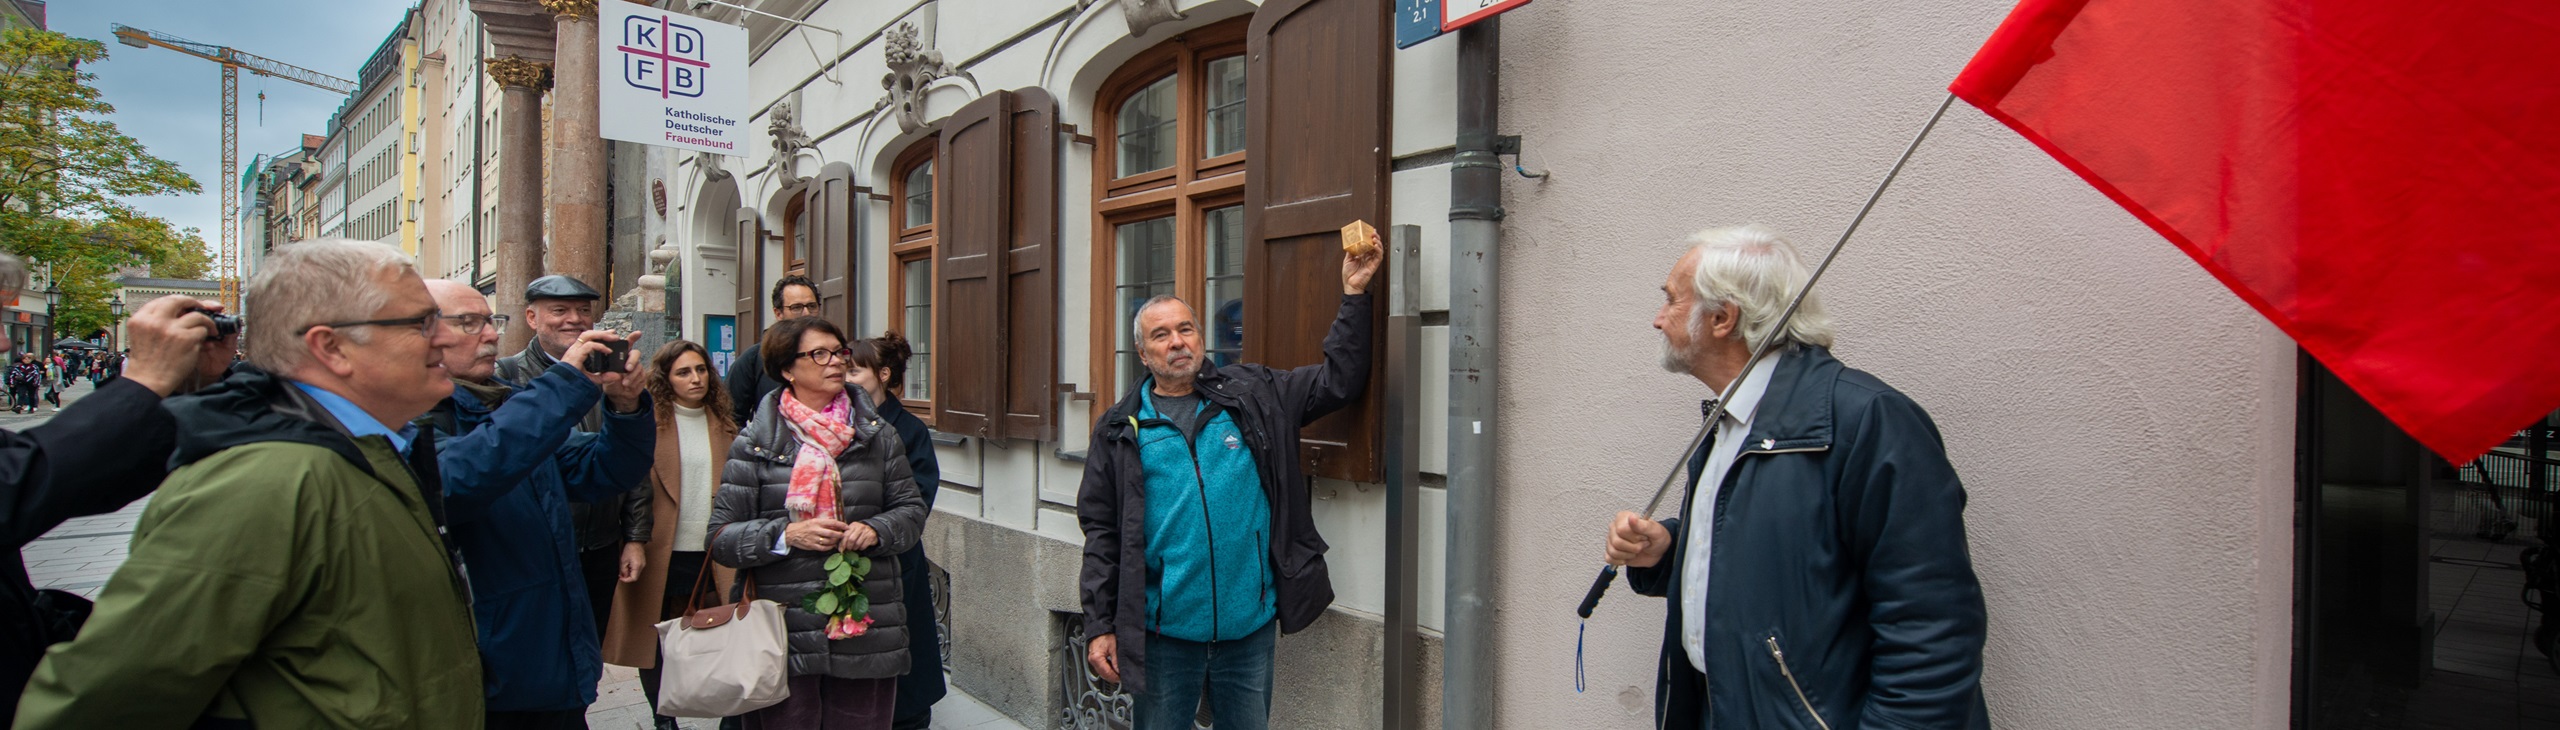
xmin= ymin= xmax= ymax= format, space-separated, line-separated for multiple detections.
xmin=1134 ymin=621 xmax=1276 ymax=730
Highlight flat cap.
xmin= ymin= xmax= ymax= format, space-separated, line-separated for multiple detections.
xmin=526 ymin=275 xmax=603 ymax=302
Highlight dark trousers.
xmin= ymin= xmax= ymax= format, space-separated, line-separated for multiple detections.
xmin=1133 ymin=621 xmax=1276 ymax=730
xmin=743 ymin=675 xmax=896 ymax=730
xmin=579 ymin=545 xmax=618 ymax=638
xmin=485 ymin=708 xmax=588 ymax=730
xmin=9 ymin=385 xmax=33 ymax=412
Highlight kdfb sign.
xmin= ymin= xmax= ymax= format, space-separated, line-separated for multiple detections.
xmin=599 ymin=0 xmax=749 ymax=156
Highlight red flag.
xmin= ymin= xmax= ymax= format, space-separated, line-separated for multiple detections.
xmin=1951 ymin=0 xmax=2560 ymax=463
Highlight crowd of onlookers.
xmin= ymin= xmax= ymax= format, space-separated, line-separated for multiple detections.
xmin=3 ymin=348 xmax=124 ymax=414
xmin=0 ymin=242 xmax=949 ymax=730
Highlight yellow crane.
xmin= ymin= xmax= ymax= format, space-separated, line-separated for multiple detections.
xmin=111 ymin=24 xmax=355 ymax=311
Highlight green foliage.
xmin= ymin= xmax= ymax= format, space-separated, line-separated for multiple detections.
xmin=0 ymin=27 xmax=205 ymax=337
xmin=807 ymin=546 xmax=877 ymax=624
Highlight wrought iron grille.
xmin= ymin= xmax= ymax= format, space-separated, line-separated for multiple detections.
xmin=1055 ymin=613 xmax=1211 ymax=729
xmin=932 ymin=559 xmax=952 ymax=666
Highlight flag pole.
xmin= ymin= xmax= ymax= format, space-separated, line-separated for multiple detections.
xmin=1578 ymin=92 xmax=1960 ymax=620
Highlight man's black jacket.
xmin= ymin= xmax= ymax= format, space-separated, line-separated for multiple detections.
xmin=723 ymin=347 xmax=780 ymax=427
xmin=1077 ymin=293 xmax=1372 ymax=694
xmin=0 ymin=378 xmax=179 ymax=718
xmin=1628 ymin=347 xmax=1989 ymax=730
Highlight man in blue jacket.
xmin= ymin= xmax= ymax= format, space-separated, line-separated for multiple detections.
xmin=423 ymin=279 xmax=654 ymax=730
xmin=1603 ymin=225 xmax=1989 ymax=730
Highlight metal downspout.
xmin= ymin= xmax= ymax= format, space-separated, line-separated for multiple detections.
xmin=1444 ymin=17 xmax=1502 ymax=730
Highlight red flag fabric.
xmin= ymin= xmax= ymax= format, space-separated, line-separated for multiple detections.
xmin=1951 ymin=0 xmax=2560 ymax=463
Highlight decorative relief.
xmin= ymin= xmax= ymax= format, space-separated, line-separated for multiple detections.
xmin=1123 ymin=0 xmax=1188 ymax=38
xmin=767 ymin=100 xmax=814 ymax=178
xmin=485 ymin=55 xmax=553 ymax=90
xmin=876 ymin=22 xmax=974 ymax=134
xmin=537 ymin=0 xmax=597 ymax=20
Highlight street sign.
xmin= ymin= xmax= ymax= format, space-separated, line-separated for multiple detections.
xmin=1443 ymin=0 xmax=1530 ymax=32
xmin=598 ymin=0 xmax=751 ymax=156
xmin=1396 ymin=0 xmax=1447 ymax=49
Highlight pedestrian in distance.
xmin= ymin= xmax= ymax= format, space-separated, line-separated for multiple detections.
xmin=602 ymin=339 xmax=744 ymax=730
xmin=496 ymin=274 xmax=653 ymax=648
xmin=709 ymin=316 xmax=928 ymax=730
xmin=17 ymin=239 xmax=484 ymax=727
xmin=0 ymin=252 xmax=234 ymax=721
xmin=724 ymin=274 xmax=820 ymax=426
xmin=1601 ymin=225 xmax=1989 ymax=729
xmin=1076 ymin=234 xmax=1382 ymax=730
xmin=842 ymin=331 xmax=945 ymax=730
xmin=419 ymin=279 xmax=656 ymax=730
xmin=6 ymin=354 xmax=39 ymax=414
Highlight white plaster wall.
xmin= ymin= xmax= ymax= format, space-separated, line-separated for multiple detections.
xmin=1489 ymin=1 xmax=2297 ymax=728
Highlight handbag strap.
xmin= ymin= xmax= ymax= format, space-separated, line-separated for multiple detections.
xmin=684 ymin=524 xmax=764 ymax=619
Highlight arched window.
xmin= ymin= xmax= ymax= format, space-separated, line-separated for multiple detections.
xmin=1090 ymin=17 xmax=1249 ymax=405
xmin=781 ymin=188 xmax=810 ymax=276
xmin=889 ymin=137 xmax=937 ymax=415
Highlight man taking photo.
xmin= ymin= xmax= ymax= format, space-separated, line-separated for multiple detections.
xmin=1076 ymin=238 xmax=1380 ymax=730
xmin=496 ymin=274 xmax=649 ymax=642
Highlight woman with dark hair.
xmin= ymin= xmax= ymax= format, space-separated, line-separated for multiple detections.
xmin=710 ymin=317 xmax=926 ymax=730
xmin=841 ymin=331 xmax=945 ymax=729
xmin=605 ymin=339 xmax=745 ymax=730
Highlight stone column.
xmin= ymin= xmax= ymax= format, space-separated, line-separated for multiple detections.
xmin=487 ymin=56 xmax=552 ymax=354
xmin=543 ymin=0 xmax=608 ymax=293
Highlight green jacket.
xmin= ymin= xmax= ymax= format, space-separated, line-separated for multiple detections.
xmin=15 ymin=366 xmax=484 ymax=729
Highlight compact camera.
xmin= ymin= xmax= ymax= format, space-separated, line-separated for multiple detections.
xmin=583 ymin=338 xmax=631 ymax=374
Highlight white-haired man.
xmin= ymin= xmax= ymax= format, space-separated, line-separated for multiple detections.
xmin=18 ymin=239 xmax=485 ymax=727
xmin=1602 ymin=225 xmax=1989 ymax=729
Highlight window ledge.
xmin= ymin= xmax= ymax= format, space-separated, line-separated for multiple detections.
xmin=929 ymin=431 xmax=966 ymax=446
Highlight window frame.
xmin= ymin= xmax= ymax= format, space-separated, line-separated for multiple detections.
xmin=887 ymin=137 xmax=938 ymax=422
xmin=780 ymin=187 xmax=810 ymax=277
xmin=1087 ymin=18 xmax=1251 ymax=410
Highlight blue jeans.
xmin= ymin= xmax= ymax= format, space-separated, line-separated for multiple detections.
xmin=1134 ymin=621 xmax=1276 ymax=730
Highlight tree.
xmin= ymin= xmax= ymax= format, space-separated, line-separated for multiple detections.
xmin=0 ymin=27 xmax=203 ymax=339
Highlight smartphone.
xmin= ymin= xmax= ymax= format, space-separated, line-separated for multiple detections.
xmin=582 ymin=338 xmax=632 ymax=374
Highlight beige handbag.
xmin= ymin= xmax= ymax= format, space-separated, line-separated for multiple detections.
xmin=654 ymin=530 xmax=792 ymax=717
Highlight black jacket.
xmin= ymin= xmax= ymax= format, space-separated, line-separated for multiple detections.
xmin=497 ymin=342 xmax=648 ymax=551
xmin=881 ymin=397 xmax=946 ymax=720
xmin=724 ymin=347 xmax=781 ymax=427
xmin=1076 ymin=293 xmax=1372 ymax=694
xmin=1627 ymin=347 xmax=1989 ymax=730
xmin=0 ymin=378 xmax=179 ymax=718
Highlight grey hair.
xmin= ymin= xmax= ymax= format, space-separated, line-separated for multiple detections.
xmin=1130 ymin=294 xmax=1191 ymax=341
xmin=244 ymin=239 xmax=419 ymax=374
xmin=1682 ymin=225 xmax=1836 ymax=350
xmin=0 ymin=253 xmax=23 ymax=296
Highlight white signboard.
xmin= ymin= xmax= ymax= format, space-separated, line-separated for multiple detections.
xmin=1443 ymin=0 xmax=1529 ymax=31
xmin=598 ymin=0 xmax=751 ymax=156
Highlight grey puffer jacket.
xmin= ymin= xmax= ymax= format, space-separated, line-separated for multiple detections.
xmin=708 ymin=388 xmax=927 ymax=680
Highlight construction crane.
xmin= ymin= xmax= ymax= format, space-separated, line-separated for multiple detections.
xmin=112 ymin=24 xmax=355 ymax=311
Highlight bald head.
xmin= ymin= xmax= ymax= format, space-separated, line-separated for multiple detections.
xmin=426 ymin=279 xmax=501 ymax=383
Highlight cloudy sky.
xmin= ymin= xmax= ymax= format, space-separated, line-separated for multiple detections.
xmin=51 ymin=0 xmax=416 ymax=246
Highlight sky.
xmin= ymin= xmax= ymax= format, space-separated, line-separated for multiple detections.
xmin=50 ymin=0 xmax=418 ymax=249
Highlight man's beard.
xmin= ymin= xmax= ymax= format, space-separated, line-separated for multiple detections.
xmin=1661 ymin=306 xmax=1706 ymax=375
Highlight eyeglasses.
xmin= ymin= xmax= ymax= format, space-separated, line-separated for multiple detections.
xmin=796 ymin=347 xmax=855 ymax=365
xmin=298 ymin=308 xmax=444 ymax=338
xmin=439 ymin=313 xmax=510 ymax=335
xmin=779 ymin=302 xmax=821 ymax=316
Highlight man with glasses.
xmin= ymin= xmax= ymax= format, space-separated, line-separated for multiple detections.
xmin=19 ymin=240 xmax=487 ymax=727
xmin=421 ymin=279 xmax=653 ymax=729
xmin=723 ymin=274 xmax=820 ymax=425
xmin=495 ymin=274 xmax=652 ymax=651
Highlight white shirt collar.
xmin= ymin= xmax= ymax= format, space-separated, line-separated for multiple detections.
xmin=1714 ymin=351 xmax=1785 ymax=430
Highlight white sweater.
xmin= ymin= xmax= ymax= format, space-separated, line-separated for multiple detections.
xmin=672 ymin=404 xmax=715 ymax=552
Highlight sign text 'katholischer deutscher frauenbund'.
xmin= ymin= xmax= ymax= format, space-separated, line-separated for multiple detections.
xmin=598 ymin=0 xmax=750 ymax=157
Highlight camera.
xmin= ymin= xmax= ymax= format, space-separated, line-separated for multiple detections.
xmin=206 ymin=314 xmax=240 ymax=342
xmin=582 ymin=337 xmax=631 ymax=374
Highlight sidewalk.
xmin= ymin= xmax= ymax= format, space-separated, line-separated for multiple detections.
xmin=17 ymin=379 xmax=1027 ymax=730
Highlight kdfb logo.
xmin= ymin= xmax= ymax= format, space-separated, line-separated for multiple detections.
xmin=618 ymin=14 xmax=708 ymax=99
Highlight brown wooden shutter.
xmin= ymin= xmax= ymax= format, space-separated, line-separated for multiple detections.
xmin=1000 ymin=89 xmax=1060 ymax=442
xmin=934 ymin=91 xmax=1014 ymax=439
xmin=735 ymin=206 xmax=767 ymax=336
xmin=811 ymin=162 xmax=858 ymax=332
xmin=1244 ymin=0 xmax=1391 ymax=482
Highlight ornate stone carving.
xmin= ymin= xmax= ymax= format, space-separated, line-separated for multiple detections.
xmin=692 ymin=150 xmax=732 ymax=181
xmin=767 ymin=100 xmax=814 ymax=178
xmin=876 ymin=22 xmax=974 ymax=134
xmin=537 ymin=0 xmax=597 ymax=20
xmin=1123 ymin=0 xmax=1188 ymax=38
xmin=486 ymin=55 xmax=553 ymax=90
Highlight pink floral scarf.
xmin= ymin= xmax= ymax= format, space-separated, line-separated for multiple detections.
xmin=777 ymin=390 xmax=856 ymax=522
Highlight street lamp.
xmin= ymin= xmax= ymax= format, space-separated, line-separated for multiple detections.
xmin=41 ymin=283 xmax=57 ymax=357
xmin=108 ymin=296 xmax=124 ymax=353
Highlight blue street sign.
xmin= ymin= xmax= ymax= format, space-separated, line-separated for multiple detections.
xmin=1396 ymin=0 xmax=1446 ymax=49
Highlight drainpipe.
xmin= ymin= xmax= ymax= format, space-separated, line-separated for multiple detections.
xmin=1444 ymin=17 xmax=1501 ymax=730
